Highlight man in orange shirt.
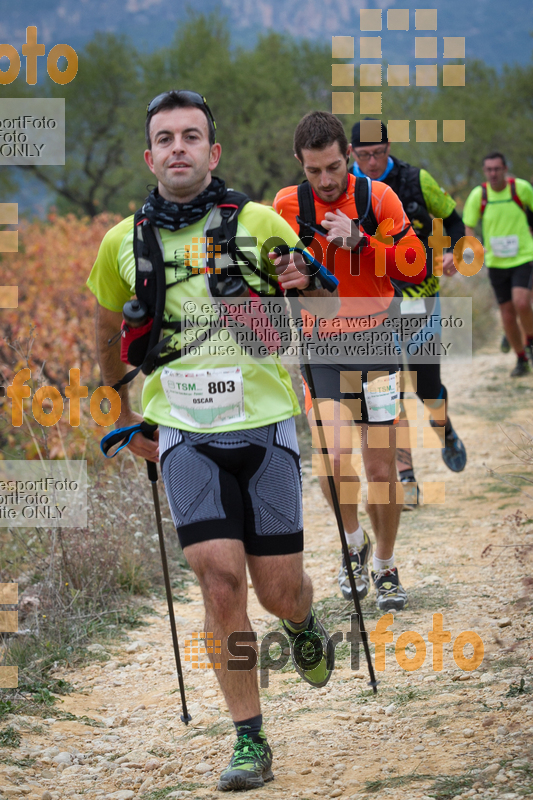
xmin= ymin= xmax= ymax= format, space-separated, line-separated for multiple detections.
xmin=274 ymin=111 xmax=426 ymax=611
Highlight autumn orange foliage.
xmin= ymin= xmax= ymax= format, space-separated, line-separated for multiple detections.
xmin=0 ymin=213 xmax=123 ymax=459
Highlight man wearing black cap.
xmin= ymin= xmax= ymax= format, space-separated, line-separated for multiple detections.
xmin=349 ymin=119 xmax=467 ymax=508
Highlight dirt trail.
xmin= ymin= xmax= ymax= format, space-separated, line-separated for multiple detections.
xmin=2 ymin=351 xmax=533 ymax=800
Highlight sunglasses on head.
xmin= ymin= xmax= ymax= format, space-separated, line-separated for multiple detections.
xmin=146 ymin=90 xmax=217 ymax=139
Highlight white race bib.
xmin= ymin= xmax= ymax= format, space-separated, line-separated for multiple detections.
xmin=490 ymin=235 xmax=519 ymax=258
xmin=363 ymin=372 xmax=400 ymax=423
xmin=160 ymin=366 xmax=245 ymax=429
xmin=400 ymin=297 xmax=427 ymax=315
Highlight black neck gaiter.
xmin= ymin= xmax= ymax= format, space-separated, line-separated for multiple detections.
xmin=142 ymin=176 xmax=227 ymax=231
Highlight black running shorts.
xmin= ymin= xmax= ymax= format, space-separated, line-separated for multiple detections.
xmin=488 ymin=262 xmax=533 ymax=305
xmin=301 ymin=363 xmax=400 ymax=425
xmin=159 ymin=419 xmax=303 ymax=556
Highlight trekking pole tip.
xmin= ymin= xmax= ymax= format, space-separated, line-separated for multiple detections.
xmin=181 ymin=713 xmax=192 ymax=725
xmin=368 ymin=680 xmax=379 ymax=694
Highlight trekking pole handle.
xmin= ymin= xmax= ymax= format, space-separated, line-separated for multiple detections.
xmin=272 ymin=245 xmax=339 ymax=293
xmin=100 ymin=421 xmax=158 ymax=458
xmin=146 ymin=460 xmax=158 ymax=483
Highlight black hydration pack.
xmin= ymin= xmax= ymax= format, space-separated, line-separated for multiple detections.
xmin=114 ymin=190 xmax=286 ymax=391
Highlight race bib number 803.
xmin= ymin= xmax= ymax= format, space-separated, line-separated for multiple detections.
xmin=161 ymin=366 xmax=245 ymax=428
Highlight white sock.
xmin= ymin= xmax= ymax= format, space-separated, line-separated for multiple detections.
xmin=373 ymin=553 xmax=395 ymax=572
xmin=344 ymin=525 xmax=365 ymax=549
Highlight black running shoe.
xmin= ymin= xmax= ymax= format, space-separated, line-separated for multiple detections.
xmin=510 ymin=358 xmax=530 ymax=378
xmin=442 ymin=427 xmax=467 ymax=472
xmin=371 ymin=566 xmax=408 ymax=611
xmin=217 ymin=734 xmax=274 ymax=791
xmin=501 ymin=334 xmax=511 ymax=354
xmin=282 ymin=608 xmax=334 ymax=688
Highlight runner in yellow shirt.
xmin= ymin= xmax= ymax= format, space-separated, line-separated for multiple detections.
xmin=87 ymin=90 xmax=337 ymax=792
xmin=463 ymin=150 xmax=533 ymax=378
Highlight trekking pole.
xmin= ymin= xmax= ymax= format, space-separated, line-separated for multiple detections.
xmin=280 ymin=259 xmax=378 ymax=693
xmin=301 ymin=350 xmax=378 ymax=693
xmin=145 ymin=458 xmax=192 ymax=724
xmin=101 ymin=423 xmax=192 ymax=723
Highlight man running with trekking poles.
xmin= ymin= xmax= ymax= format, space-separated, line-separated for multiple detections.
xmin=88 ymin=90 xmax=342 ymax=791
xmin=274 ymin=111 xmax=427 ymax=613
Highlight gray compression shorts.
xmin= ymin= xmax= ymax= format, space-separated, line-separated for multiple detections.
xmin=159 ymin=418 xmax=304 ymax=556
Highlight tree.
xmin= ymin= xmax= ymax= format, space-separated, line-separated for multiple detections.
xmin=23 ymin=33 xmax=147 ymax=218
xmin=14 ymin=14 xmax=332 ymax=212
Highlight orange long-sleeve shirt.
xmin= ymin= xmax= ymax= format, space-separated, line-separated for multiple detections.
xmin=274 ymin=174 xmax=427 ymax=328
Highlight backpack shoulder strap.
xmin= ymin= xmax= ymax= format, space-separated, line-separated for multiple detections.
xmin=134 ymin=216 xmax=168 ymax=374
xmin=134 ymin=209 xmax=161 ymax=317
xmin=355 ymin=176 xmax=411 ymax=245
xmin=296 ymin=181 xmax=324 ymax=244
xmin=508 ymin=177 xmax=525 ymax=210
xmin=509 ymin=177 xmax=533 ymax=228
xmin=206 ymin=189 xmax=282 ymax=297
xmin=204 ymin=190 xmax=249 ymax=273
xmin=480 ymin=183 xmax=488 ymax=216
xmin=354 ymin=176 xmax=379 ymax=236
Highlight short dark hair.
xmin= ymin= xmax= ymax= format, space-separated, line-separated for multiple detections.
xmin=145 ymin=90 xmax=216 ymax=149
xmin=294 ymin=111 xmax=348 ymax=162
xmin=483 ymin=151 xmax=506 ymax=167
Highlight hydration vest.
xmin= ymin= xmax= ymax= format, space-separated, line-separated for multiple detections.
xmin=382 ymin=157 xmax=433 ymax=247
xmin=114 ymin=190 xmax=286 ymax=391
xmin=480 ymin=177 xmax=533 ymax=228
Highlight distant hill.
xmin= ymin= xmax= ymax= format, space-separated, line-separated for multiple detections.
xmin=1 ymin=0 xmax=532 ymax=68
